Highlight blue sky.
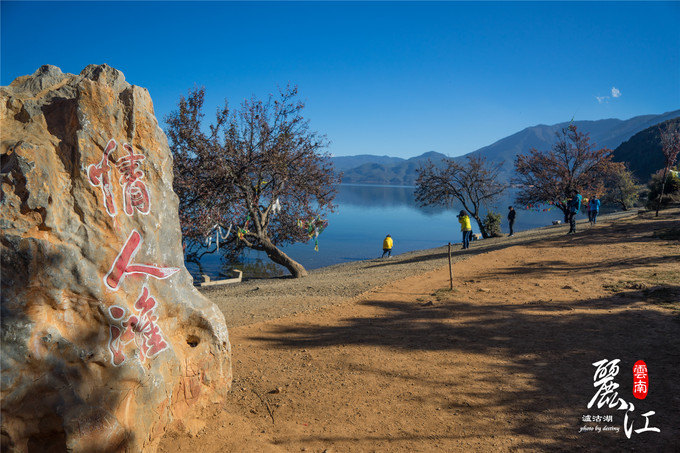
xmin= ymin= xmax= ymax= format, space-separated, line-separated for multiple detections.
xmin=2 ymin=1 xmax=678 ymax=158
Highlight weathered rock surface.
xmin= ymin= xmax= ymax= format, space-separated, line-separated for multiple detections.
xmin=1 ymin=65 xmax=232 ymax=452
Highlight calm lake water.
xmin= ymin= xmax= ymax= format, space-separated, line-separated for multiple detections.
xmin=185 ymin=184 xmax=564 ymax=280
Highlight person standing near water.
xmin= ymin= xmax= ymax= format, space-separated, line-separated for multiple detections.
xmin=382 ymin=234 xmax=393 ymax=258
xmin=589 ymin=196 xmax=600 ymax=224
xmin=567 ymin=190 xmax=582 ymax=234
xmin=458 ymin=210 xmax=472 ymax=249
xmin=507 ymin=206 xmax=516 ymax=236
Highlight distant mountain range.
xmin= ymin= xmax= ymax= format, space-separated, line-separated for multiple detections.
xmin=331 ymin=155 xmax=406 ymax=172
xmin=337 ymin=151 xmax=447 ymax=185
xmin=332 ymin=110 xmax=680 ymax=185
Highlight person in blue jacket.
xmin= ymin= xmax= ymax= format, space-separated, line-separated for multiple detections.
xmin=567 ymin=190 xmax=582 ymax=234
xmin=588 ymin=196 xmax=601 ymax=224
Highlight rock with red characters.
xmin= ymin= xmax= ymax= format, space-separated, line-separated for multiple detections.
xmin=0 ymin=65 xmax=232 ymax=452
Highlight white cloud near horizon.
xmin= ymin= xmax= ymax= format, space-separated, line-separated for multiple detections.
xmin=595 ymin=86 xmax=622 ymax=104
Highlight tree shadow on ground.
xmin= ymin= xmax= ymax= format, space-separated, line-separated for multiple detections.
xmin=250 ymin=290 xmax=680 ymax=451
xmin=531 ymin=216 xmax=679 ymax=250
xmin=482 ymin=255 xmax=680 ymax=279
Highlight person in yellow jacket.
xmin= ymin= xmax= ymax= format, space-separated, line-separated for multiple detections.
xmin=382 ymin=234 xmax=393 ymax=258
xmin=457 ymin=210 xmax=472 ymax=249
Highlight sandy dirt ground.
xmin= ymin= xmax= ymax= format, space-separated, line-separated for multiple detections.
xmin=159 ymin=210 xmax=680 ymax=452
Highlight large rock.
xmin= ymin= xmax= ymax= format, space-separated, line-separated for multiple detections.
xmin=1 ymin=65 xmax=232 ymax=452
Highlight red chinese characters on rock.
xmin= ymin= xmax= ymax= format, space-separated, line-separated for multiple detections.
xmin=87 ymin=139 xmax=151 ymax=217
xmin=633 ymin=360 xmax=648 ymax=400
xmin=107 ymin=286 xmax=170 ymax=366
xmin=104 ymin=230 xmax=180 ymax=291
xmin=87 ymin=138 xmax=118 ymax=217
xmin=91 ymin=138 xmax=177 ymax=366
xmin=117 ymin=143 xmax=150 ymax=216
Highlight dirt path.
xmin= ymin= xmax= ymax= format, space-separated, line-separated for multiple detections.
xmin=160 ymin=211 xmax=680 ymax=452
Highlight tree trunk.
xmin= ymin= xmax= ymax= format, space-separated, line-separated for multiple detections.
xmin=560 ymin=207 xmax=570 ymax=222
xmin=261 ymin=239 xmax=308 ymax=278
xmin=656 ymin=167 xmax=669 ymax=217
xmin=471 ymin=214 xmax=488 ymax=238
xmin=184 ymin=257 xmax=205 ymax=279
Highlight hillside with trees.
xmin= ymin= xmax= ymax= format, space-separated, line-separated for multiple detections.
xmin=612 ymin=117 xmax=680 ymax=182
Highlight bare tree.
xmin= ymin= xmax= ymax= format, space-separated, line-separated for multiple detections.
xmin=513 ymin=125 xmax=616 ymax=221
xmin=655 ymin=125 xmax=680 ymax=216
xmin=415 ymin=156 xmax=506 ymax=238
xmin=166 ymin=86 xmax=338 ymax=278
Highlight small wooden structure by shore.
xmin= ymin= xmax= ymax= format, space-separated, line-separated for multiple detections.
xmin=200 ymin=269 xmax=243 ymax=287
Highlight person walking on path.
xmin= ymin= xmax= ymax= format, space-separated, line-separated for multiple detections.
xmin=458 ymin=210 xmax=472 ymax=249
xmin=588 ymin=196 xmax=601 ymax=224
xmin=507 ymin=206 xmax=516 ymax=236
xmin=382 ymin=234 xmax=393 ymax=258
xmin=567 ymin=190 xmax=582 ymax=234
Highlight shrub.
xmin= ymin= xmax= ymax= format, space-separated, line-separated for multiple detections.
xmin=602 ymin=164 xmax=644 ymax=211
xmin=482 ymin=211 xmax=503 ymax=237
xmin=646 ymin=167 xmax=680 ymax=210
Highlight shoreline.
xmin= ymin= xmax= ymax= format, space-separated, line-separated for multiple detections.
xmin=201 ymin=209 xmax=638 ymax=327
xmin=211 ymin=208 xmax=634 ymax=280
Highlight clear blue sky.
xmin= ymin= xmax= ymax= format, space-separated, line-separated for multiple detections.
xmin=2 ymin=1 xmax=678 ymax=158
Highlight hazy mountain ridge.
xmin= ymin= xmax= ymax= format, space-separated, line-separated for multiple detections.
xmin=340 ymin=151 xmax=448 ymax=185
xmin=331 ymin=155 xmax=405 ymax=172
xmin=333 ymin=110 xmax=680 ymax=185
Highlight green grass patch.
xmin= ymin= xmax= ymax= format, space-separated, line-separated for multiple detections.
xmin=641 ymin=270 xmax=680 ymax=285
xmin=603 ymin=281 xmax=648 ymax=292
xmin=432 ymin=287 xmax=458 ymax=301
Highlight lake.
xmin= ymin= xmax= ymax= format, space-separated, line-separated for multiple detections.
xmin=185 ymin=184 xmax=564 ymax=280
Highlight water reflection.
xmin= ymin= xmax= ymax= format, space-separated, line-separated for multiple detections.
xmin=221 ymin=255 xmax=286 ymax=279
xmin=338 ymin=184 xmax=417 ymax=208
xmin=337 ymin=184 xmax=445 ymax=215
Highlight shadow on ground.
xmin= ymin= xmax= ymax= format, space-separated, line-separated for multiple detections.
xmin=251 ymin=292 xmax=680 ymax=451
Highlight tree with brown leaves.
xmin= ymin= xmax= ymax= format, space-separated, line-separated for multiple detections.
xmin=166 ymin=86 xmax=338 ymax=278
xmin=513 ymin=125 xmax=616 ymax=221
xmin=415 ymin=156 xmax=506 ymax=238
xmin=655 ymin=125 xmax=680 ymax=216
